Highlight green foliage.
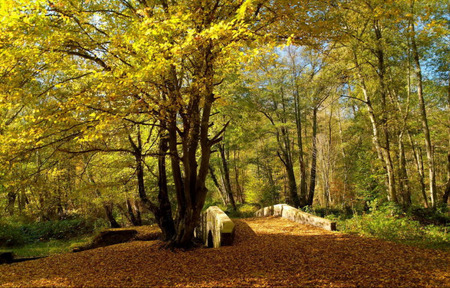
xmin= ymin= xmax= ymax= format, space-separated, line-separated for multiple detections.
xmin=224 ymin=203 xmax=261 ymax=218
xmin=0 ymin=217 xmax=104 ymax=247
xmin=338 ymin=202 xmax=449 ymax=250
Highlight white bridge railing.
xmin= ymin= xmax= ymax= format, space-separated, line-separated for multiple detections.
xmin=255 ymin=204 xmax=337 ymax=231
xmin=196 ymin=206 xmax=235 ymax=248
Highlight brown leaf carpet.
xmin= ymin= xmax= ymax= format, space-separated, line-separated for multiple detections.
xmin=0 ymin=216 xmax=448 ymax=287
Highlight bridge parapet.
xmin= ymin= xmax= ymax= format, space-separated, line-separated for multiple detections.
xmin=256 ymin=204 xmax=337 ymax=231
xmin=196 ymin=206 xmax=235 ymax=248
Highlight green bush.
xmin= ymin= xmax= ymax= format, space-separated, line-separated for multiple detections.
xmin=0 ymin=223 xmax=29 ymax=246
xmin=224 ymin=203 xmax=260 ymax=218
xmin=339 ymin=202 xmax=449 ymax=250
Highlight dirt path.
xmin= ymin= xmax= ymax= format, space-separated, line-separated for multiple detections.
xmin=0 ymin=217 xmax=448 ymax=287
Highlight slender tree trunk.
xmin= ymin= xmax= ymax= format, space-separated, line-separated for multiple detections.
xmin=219 ymin=143 xmax=236 ymax=210
xmin=353 ymin=42 xmax=397 ymax=204
xmin=374 ymin=21 xmax=398 ymax=204
xmin=307 ymin=107 xmax=318 ymax=206
xmin=294 ymin=85 xmax=308 ymax=207
xmin=325 ymin=106 xmax=333 ymax=207
xmin=409 ymin=5 xmax=436 ymax=207
xmin=337 ymin=105 xmax=349 ymax=203
xmin=444 ymin=77 xmax=450 ymax=206
xmin=209 ymin=165 xmax=228 ymax=205
xmin=233 ymin=150 xmax=244 ymax=203
xmin=408 ymin=132 xmax=428 ymax=207
xmin=398 ymin=133 xmax=411 ymax=208
xmin=443 ymin=151 xmax=450 ymax=205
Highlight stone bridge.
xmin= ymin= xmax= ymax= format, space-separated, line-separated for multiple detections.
xmin=255 ymin=204 xmax=337 ymax=231
xmin=196 ymin=206 xmax=235 ymax=248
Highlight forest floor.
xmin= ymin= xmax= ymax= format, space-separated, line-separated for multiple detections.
xmin=0 ymin=216 xmax=448 ymax=287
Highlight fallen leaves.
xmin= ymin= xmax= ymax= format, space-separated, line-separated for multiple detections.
xmin=0 ymin=216 xmax=448 ymax=287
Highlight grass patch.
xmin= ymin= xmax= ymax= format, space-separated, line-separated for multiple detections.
xmin=0 ymin=235 xmax=93 ymax=258
xmin=0 ymin=218 xmax=105 ymax=247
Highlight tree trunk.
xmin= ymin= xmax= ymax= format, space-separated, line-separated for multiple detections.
xmin=233 ymin=150 xmax=245 ymax=204
xmin=7 ymin=191 xmax=16 ymax=216
xmin=165 ymin=41 xmax=216 ymax=247
xmin=374 ymin=21 xmax=398 ymax=204
xmin=129 ymin=125 xmax=176 ymax=241
xmin=294 ymin=76 xmax=308 ymax=207
xmin=307 ymin=107 xmax=318 ymax=206
xmin=408 ymin=132 xmax=428 ymax=207
xmin=155 ymin=132 xmax=176 ymax=240
xmin=219 ymin=143 xmax=236 ymax=210
xmin=444 ymin=75 xmax=450 ymax=206
xmin=409 ymin=5 xmax=436 ymax=207
xmin=283 ymin=156 xmax=300 ymax=207
xmin=398 ymin=134 xmax=411 ymax=208
xmin=126 ymin=199 xmax=142 ymax=226
xmin=209 ymin=165 xmax=228 ymax=205
xmin=444 ymin=150 xmax=450 ymax=205
xmin=104 ymin=202 xmax=121 ymax=228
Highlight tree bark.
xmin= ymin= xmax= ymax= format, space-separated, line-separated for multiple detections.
xmin=165 ymin=41 xmax=216 ymax=247
xmin=7 ymin=191 xmax=16 ymax=216
xmin=407 ymin=132 xmax=428 ymax=207
xmin=219 ymin=143 xmax=236 ymax=210
xmin=307 ymin=107 xmax=318 ymax=206
xmin=209 ymin=165 xmax=228 ymax=205
xmin=398 ymin=134 xmax=411 ymax=208
xmin=444 ymin=150 xmax=450 ymax=205
xmin=409 ymin=3 xmax=437 ymax=207
xmin=294 ymin=73 xmax=308 ymax=207
xmin=129 ymin=125 xmax=175 ymax=241
xmin=233 ymin=150 xmax=245 ymax=203
xmin=104 ymin=202 xmax=121 ymax=228
xmin=374 ymin=20 xmax=398 ymax=204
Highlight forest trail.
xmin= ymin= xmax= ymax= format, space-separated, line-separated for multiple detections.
xmin=0 ymin=216 xmax=448 ymax=287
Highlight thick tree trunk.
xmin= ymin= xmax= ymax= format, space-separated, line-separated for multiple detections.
xmin=155 ymin=133 xmax=176 ymax=240
xmin=7 ymin=191 xmax=16 ymax=216
xmin=284 ymin=157 xmax=300 ymax=207
xmin=165 ymin=41 xmax=216 ymax=248
xmin=126 ymin=199 xmax=142 ymax=226
xmin=130 ymin=126 xmax=176 ymax=241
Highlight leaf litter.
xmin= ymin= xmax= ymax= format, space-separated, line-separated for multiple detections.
xmin=0 ymin=216 xmax=448 ymax=287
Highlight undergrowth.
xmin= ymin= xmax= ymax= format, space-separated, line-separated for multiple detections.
xmin=323 ymin=202 xmax=449 ymax=250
